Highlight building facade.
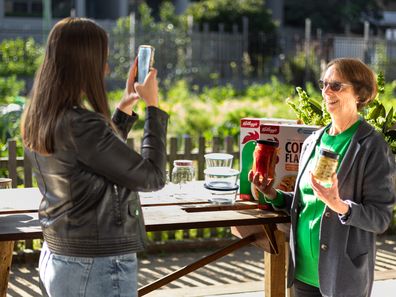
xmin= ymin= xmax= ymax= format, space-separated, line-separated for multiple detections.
xmin=0 ymin=0 xmax=284 ymax=40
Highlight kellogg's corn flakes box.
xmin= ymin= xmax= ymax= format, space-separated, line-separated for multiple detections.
xmin=240 ymin=118 xmax=318 ymax=208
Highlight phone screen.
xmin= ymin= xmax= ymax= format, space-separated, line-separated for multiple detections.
xmin=137 ymin=46 xmax=154 ymax=84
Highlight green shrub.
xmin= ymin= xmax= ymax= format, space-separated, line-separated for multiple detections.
xmin=199 ymin=84 xmax=237 ymax=102
xmin=0 ymin=38 xmax=43 ymax=76
xmin=245 ymin=76 xmax=295 ymax=101
xmin=0 ymin=76 xmax=25 ymax=104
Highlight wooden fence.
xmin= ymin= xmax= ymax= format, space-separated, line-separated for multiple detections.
xmin=0 ymin=136 xmax=241 ymax=251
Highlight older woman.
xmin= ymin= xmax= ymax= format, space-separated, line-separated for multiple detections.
xmin=250 ymin=58 xmax=396 ymax=297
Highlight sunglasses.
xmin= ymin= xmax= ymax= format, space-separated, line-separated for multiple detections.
xmin=318 ymin=80 xmax=352 ymax=92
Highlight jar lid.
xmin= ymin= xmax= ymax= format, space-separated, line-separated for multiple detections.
xmin=256 ymin=139 xmax=279 ymax=147
xmin=173 ymin=160 xmax=193 ymax=166
xmin=319 ymin=148 xmax=339 ymax=159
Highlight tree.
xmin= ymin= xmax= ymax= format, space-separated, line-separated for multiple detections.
xmin=184 ymin=0 xmax=276 ymax=34
xmin=284 ymin=0 xmax=383 ymax=33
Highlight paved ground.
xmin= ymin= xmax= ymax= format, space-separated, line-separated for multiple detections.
xmin=6 ymin=235 xmax=396 ymax=297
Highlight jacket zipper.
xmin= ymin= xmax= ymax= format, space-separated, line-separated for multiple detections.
xmin=113 ymin=184 xmax=123 ymax=225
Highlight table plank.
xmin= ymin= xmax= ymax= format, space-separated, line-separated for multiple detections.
xmin=0 ymin=207 xmax=289 ymax=241
xmin=142 ymin=205 xmax=289 ymax=231
xmin=0 ymin=181 xmax=227 ymax=213
xmin=0 ymin=188 xmax=42 ymax=214
xmin=0 ymin=213 xmax=41 ymax=241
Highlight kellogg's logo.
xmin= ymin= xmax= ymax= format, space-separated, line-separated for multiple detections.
xmin=241 ymin=131 xmax=259 ymax=144
xmin=260 ymin=125 xmax=279 ymax=134
xmin=241 ymin=119 xmax=260 ymax=128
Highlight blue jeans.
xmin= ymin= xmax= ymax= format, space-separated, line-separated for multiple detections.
xmin=39 ymin=242 xmax=138 ymax=297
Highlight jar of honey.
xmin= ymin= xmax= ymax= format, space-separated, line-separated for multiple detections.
xmin=312 ymin=148 xmax=339 ymax=183
xmin=252 ymin=140 xmax=279 ymax=182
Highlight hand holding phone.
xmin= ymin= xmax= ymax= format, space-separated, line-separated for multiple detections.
xmin=137 ymin=45 xmax=155 ymax=84
xmin=134 ymin=68 xmax=158 ymax=107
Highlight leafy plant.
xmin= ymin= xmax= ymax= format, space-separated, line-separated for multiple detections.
xmin=0 ymin=76 xmax=25 ymax=104
xmin=0 ymin=38 xmax=43 ymax=76
xmin=364 ymin=72 xmax=396 ymax=153
xmin=199 ymin=83 xmax=237 ymax=103
xmin=214 ymin=107 xmax=264 ymax=143
xmin=286 ymin=87 xmax=330 ymax=126
xmin=0 ymin=100 xmax=24 ymax=144
xmin=184 ymin=0 xmax=275 ymax=34
xmin=245 ymin=76 xmax=295 ymax=101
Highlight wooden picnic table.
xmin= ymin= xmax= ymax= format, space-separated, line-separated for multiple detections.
xmin=0 ymin=181 xmax=290 ymax=297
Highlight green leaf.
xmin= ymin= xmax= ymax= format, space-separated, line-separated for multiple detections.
xmin=366 ymin=103 xmax=383 ymax=121
xmin=383 ymin=107 xmax=394 ymax=133
xmin=308 ymin=97 xmax=322 ymax=115
xmin=379 ymin=104 xmax=386 ymax=118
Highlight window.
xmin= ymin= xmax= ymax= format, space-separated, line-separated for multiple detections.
xmin=5 ymin=0 xmax=43 ymax=17
xmin=4 ymin=0 xmax=73 ymax=18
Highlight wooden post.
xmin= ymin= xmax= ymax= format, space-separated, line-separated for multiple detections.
xmin=197 ymin=136 xmax=206 ymax=181
xmin=183 ymin=136 xmax=192 ymax=239
xmin=22 ymin=150 xmax=34 ymax=250
xmin=0 ymin=178 xmax=11 ymax=187
xmin=0 ymin=178 xmax=13 ymax=297
xmin=7 ymin=140 xmax=17 ymax=188
xmin=264 ymin=229 xmax=286 ymax=297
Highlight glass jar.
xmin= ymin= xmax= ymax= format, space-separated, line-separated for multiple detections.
xmin=312 ymin=148 xmax=339 ymax=183
xmin=171 ymin=160 xmax=195 ymax=197
xmin=252 ymin=140 xmax=279 ymax=182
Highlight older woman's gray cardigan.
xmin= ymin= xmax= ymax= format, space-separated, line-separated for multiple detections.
xmin=277 ymin=120 xmax=396 ymax=297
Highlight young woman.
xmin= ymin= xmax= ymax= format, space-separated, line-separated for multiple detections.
xmin=21 ymin=17 xmax=168 ymax=297
xmin=250 ymin=58 xmax=396 ymax=297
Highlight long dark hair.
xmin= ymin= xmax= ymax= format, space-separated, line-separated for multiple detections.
xmin=21 ymin=17 xmax=111 ymax=155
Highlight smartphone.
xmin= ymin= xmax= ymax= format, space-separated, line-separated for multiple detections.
xmin=136 ymin=45 xmax=155 ymax=84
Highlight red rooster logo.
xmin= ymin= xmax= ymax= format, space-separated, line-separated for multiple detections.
xmin=242 ymin=131 xmax=259 ymax=144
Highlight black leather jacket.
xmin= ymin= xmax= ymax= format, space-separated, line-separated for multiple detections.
xmin=25 ymin=106 xmax=168 ymax=256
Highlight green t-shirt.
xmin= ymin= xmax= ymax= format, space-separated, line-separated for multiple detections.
xmin=294 ymin=119 xmax=361 ymax=287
